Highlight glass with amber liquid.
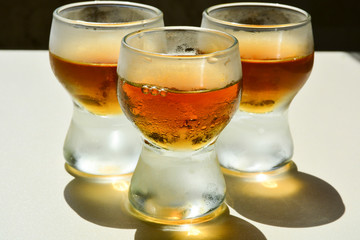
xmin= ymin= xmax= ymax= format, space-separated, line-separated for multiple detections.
xmin=49 ymin=1 xmax=163 ymax=178
xmin=117 ymin=27 xmax=242 ymax=223
xmin=202 ymin=2 xmax=314 ymax=172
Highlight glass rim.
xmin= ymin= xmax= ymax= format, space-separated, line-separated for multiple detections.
xmin=203 ymin=2 xmax=311 ymax=30
xmin=121 ymin=26 xmax=239 ymax=59
xmin=53 ymin=1 xmax=163 ymax=28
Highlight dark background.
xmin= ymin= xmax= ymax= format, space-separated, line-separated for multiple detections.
xmin=1 ymin=0 xmax=359 ymax=51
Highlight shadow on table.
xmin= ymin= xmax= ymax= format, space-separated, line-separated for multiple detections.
xmin=64 ymin=176 xmax=141 ymax=229
xmin=224 ymin=161 xmax=345 ymax=228
xmin=64 ymin=176 xmax=266 ymax=239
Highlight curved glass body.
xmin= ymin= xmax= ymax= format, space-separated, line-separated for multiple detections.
xmin=49 ymin=1 xmax=164 ymax=177
xmin=202 ymin=2 xmax=314 ymax=172
xmin=117 ymin=27 xmax=242 ymax=224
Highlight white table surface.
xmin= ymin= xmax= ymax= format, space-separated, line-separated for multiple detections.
xmin=0 ymin=50 xmax=359 ymax=239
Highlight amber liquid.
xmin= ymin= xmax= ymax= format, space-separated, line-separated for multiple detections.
xmin=49 ymin=53 xmax=121 ymax=115
xmin=118 ymin=80 xmax=241 ymax=151
xmin=240 ymin=53 xmax=314 ymax=113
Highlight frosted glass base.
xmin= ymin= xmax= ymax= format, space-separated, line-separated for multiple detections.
xmin=129 ymin=143 xmax=226 ymax=224
xmin=63 ymin=105 xmax=142 ymax=178
xmin=216 ymin=110 xmax=293 ymax=172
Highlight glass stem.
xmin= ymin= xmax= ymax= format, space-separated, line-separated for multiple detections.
xmin=63 ymin=104 xmax=142 ymax=176
xmin=128 ymin=142 xmax=226 ymax=224
xmin=216 ymin=109 xmax=294 ymax=172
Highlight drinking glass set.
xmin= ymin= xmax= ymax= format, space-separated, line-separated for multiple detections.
xmin=49 ymin=1 xmax=314 ymax=224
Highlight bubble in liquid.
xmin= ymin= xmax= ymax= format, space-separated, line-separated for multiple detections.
xmin=207 ymin=57 xmax=218 ymax=64
xmin=159 ymin=89 xmax=167 ymax=97
xmin=189 ymin=115 xmax=198 ymax=121
xmin=131 ymin=107 xmax=140 ymax=115
xmin=150 ymin=87 xmax=159 ymax=96
xmin=142 ymin=85 xmax=150 ymax=94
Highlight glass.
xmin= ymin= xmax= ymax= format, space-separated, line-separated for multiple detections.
xmin=202 ymin=2 xmax=314 ymax=172
xmin=117 ymin=27 xmax=242 ymax=224
xmin=49 ymin=1 xmax=164 ymax=178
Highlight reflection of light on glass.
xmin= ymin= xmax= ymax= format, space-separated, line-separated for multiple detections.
xmin=110 ymin=131 xmax=122 ymax=150
xmin=262 ymin=181 xmax=278 ymax=188
xmin=170 ymin=225 xmax=201 ymax=236
xmin=163 ymin=225 xmax=189 ymax=232
xmin=112 ymin=180 xmax=129 ymax=191
xmin=248 ymin=176 xmax=301 ymax=197
xmin=256 ymin=173 xmax=268 ymax=182
xmin=162 ymin=225 xmax=202 ymax=237
xmin=255 ymin=173 xmax=279 ymax=188
xmin=187 ymin=205 xmax=202 ymax=219
xmin=187 ymin=227 xmax=201 ymax=236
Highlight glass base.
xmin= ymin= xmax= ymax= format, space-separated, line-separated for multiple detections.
xmin=64 ymin=163 xmax=133 ymax=182
xmin=129 ymin=201 xmax=227 ymax=225
xmin=128 ymin=142 xmax=226 ymax=224
xmin=221 ymin=160 xmax=296 ymax=178
xmin=63 ymin=105 xmax=142 ymax=178
xmin=216 ymin=110 xmax=293 ymax=173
